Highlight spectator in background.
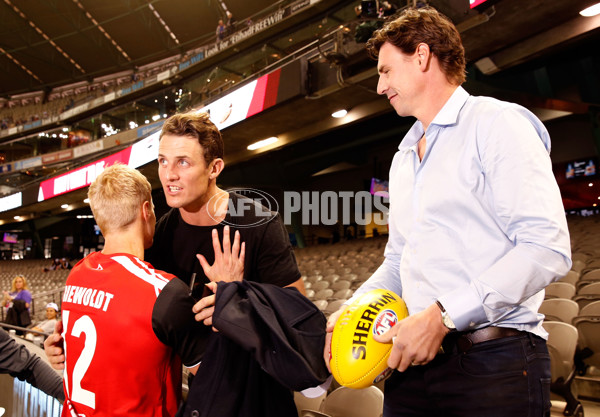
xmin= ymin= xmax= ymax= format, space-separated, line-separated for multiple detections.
xmin=60 ymin=257 xmax=72 ymax=270
xmin=216 ymin=19 xmax=226 ymax=43
xmin=225 ymin=11 xmax=235 ymax=36
xmin=43 ymin=258 xmax=62 ymax=272
xmin=379 ymin=1 xmax=398 ymax=17
xmin=3 ymin=275 xmax=33 ymax=333
xmin=3 ymin=275 xmax=32 ymax=310
xmin=29 ymin=302 xmax=59 ymax=336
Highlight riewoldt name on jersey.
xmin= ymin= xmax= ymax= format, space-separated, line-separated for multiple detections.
xmin=62 ymin=285 xmax=114 ymax=312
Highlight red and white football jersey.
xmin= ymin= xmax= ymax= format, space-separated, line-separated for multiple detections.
xmin=61 ymin=252 xmax=181 ymax=417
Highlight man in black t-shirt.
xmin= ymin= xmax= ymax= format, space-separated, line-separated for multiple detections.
xmin=145 ymin=111 xmax=304 ymax=297
xmin=148 ymin=192 xmax=300 ymax=299
xmin=144 ymin=111 xmax=307 ymax=416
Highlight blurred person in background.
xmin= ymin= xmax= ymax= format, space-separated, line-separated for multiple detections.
xmin=28 ymin=302 xmax=60 ymax=337
xmin=3 ymin=275 xmax=32 ymax=333
xmin=226 ymin=11 xmax=235 ymax=36
xmin=216 ymin=19 xmax=226 ymax=43
xmin=43 ymin=258 xmax=62 ymax=272
xmin=3 ymin=274 xmax=32 ymax=309
xmin=60 ymin=258 xmax=72 ymax=270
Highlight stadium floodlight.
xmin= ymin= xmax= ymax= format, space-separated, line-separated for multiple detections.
xmin=247 ymin=137 xmax=278 ymax=150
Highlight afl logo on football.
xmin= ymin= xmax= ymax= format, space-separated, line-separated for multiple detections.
xmin=373 ymin=309 xmax=398 ymax=336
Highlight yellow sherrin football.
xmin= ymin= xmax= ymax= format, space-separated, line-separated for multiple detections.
xmin=330 ymin=289 xmax=408 ymax=389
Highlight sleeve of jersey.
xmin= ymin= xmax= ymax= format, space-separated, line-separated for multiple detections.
xmin=152 ymin=278 xmax=211 ymax=368
xmin=256 ymin=213 xmax=301 ymax=287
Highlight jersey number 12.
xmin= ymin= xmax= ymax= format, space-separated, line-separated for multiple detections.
xmin=63 ymin=310 xmax=97 ymax=409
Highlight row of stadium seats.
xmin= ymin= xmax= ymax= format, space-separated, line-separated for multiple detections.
xmin=296 ymin=237 xmax=386 ymax=317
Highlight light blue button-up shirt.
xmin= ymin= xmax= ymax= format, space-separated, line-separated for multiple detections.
xmin=350 ymin=86 xmax=572 ymax=338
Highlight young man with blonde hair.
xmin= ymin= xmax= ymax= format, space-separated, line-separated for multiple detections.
xmin=56 ymin=163 xmax=213 ymax=416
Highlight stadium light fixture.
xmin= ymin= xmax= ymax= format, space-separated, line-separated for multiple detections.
xmin=332 ymin=109 xmax=348 ymax=118
xmin=580 ymin=3 xmax=600 ymax=16
xmin=247 ymin=137 xmax=278 ymax=150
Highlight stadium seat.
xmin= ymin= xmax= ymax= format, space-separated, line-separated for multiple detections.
xmin=577 ymin=281 xmax=600 ymax=295
xmin=301 ymin=410 xmax=331 ymax=417
xmin=579 ymin=300 xmax=600 ymax=316
xmin=313 ymin=299 xmax=328 ymax=311
xmin=312 ymin=281 xmax=330 ymax=292
xmin=320 ymin=386 xmax=383 ymax=417
xmin=572 ymin=315 xmax=600 ymax=372
xmin=581 ymin=262 xmax=600 ymax=276
xmin=354 ymin=266 xmax=369 ymax=275
xmin=333 ymin=289 xmax=353 ymax=300
xmin=571 ymin=259 xmax=586 ymax=273
xmin=573 ymin=294 xmax=600 ymax=310
xmin=545 ymin=282 xmax=576 ymax=300
xmin=543 ymin=321 xmax=582 ymax=417
xmin=323 ymin=274 xmax=341 ymax=283
xmin=571 ymin=252 xmax=590 ymax=264
xmin=343 ymin=273 xmax=358 ymax=283
xmin=325 ymin=299 xmax=347 ymax=316
xmin=306 ymin=275 xmax=324 ymax=284
xmin=331 ymin=280 xmax=351 ymax=291
xmin=559 ymin=270 xmax=579 ymax=287
xmin=295 ymin=391 xmax=327 ymax=417
xmin=315 ymin=289 xmax=334 ymax=301
xmin=580 ymin=268 xmax=600 ymax=282
xmin=539 ymin=299 xmax=579 ymax=323
xmin=576 ymin=269 xmax=600 ymax=292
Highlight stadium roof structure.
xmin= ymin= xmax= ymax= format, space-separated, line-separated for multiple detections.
xmin=1 ymin=0 xmax=599 ymax=97
xmin=0 ymin=0 xmax=288 ymax=96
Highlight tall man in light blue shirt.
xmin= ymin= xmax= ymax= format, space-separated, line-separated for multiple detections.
xmin=325 ymin=7 xmax=572 ymax=417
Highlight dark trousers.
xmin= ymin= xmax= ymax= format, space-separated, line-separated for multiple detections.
xmin=383 ymin=332 xmax=551 ymax=417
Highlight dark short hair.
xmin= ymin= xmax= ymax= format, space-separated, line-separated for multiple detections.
xmin=366 ymin=6 xmax=466 ymax=85
xmin=160 ymin=111 xmax=224 ymax=165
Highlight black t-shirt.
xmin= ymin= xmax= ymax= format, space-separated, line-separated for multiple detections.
xmin=146 ymin=192 xmax=300 ymax=299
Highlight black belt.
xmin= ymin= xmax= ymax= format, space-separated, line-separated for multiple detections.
xmin=442 ymin=327 xmax=525 ymax=354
